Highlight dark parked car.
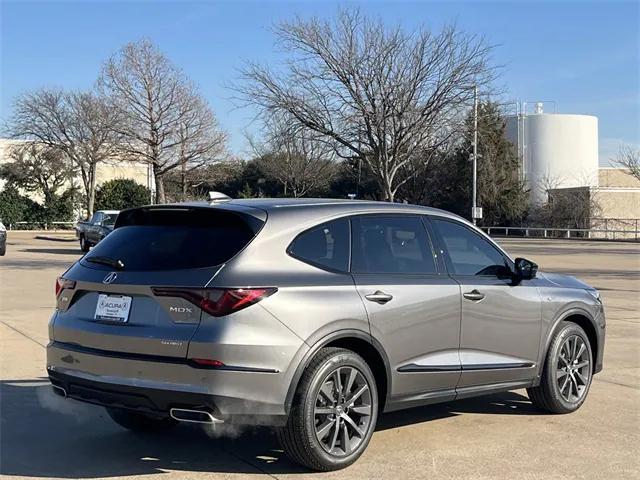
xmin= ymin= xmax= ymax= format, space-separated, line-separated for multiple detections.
xmin=48 ymin=199 xmax=605 ymax=471
xmin=76 ymin=210 xmax=119 ymax=252
xmin=0 ymin=220 xmax=6 ymax=256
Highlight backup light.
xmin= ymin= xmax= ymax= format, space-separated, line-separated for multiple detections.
xmin=55 ymin=277 xmax=76 ymax=298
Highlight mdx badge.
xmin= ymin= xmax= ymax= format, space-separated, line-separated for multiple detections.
xmin=169 ymin=306 xmax=193 ymax=314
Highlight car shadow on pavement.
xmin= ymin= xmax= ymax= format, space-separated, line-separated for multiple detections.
xmin=376 ymin=390 xmax=541 ymax=431
xmin=1 ymin=379 xmax=542 ymax=478
xmin=21 ymin=247 xmax=82 ymax=256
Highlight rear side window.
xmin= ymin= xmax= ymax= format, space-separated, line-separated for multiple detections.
xmin=351 ymin=216 xmax=437 ymax=274
xmin=81 ymin=207 xmax=262 ymax=271
xmin=288 ymin=218 xmax=350 ymax=272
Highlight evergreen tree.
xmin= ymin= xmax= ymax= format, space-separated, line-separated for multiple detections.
xmin=428 ymin=101 xmax=528 ymax=225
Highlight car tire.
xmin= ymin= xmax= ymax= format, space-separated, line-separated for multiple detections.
xmin=106 ymin=407 xmax=177 ymax=433
xmin=527 ymin=321 xmax=594 ymax=414
xmin=79 ymin=235 xmax=90 ymax=252
xmin=278 ymin=347 xmax=378 ymax=471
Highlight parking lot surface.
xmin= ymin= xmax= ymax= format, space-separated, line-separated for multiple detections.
xmin=1 ymin=233 xmax=638 ymax=480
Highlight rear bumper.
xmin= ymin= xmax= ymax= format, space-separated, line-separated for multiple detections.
xmin=46 ymin=341 xmax=299 ymax=426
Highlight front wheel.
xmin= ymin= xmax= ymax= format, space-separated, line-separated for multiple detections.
xmin=278 ymin=347 xmax=378 ymax=471
xmin=106 ymin=407 xmax=177 ymax=433
xmin=527 ymin=321 xmax=593 ymax=413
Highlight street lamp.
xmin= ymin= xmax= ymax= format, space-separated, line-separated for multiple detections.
xmin=464 ymin=84 xmax=482 ymax=225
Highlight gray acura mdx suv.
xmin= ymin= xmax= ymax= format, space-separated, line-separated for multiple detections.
xmin=47 ymin=199 xmax=605 ymax=471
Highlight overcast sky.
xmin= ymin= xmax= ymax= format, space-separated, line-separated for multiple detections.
xmin=1 ymin=0 xmax=638 ymax=165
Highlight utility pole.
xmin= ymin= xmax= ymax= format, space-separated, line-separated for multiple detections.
xmin=471 ymin=85 xmax=480 ymax=225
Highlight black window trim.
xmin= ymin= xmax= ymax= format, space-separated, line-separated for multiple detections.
xmin=286 ymin=217 xmax=352 ymax=274
xmin=428 ymin=215 xmax=514 ymax=277
xmin=349 ymin=213 xmax=442 ymax=276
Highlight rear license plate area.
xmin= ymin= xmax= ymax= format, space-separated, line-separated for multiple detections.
xmin=94 ymin=294 xmax=132 ymax=323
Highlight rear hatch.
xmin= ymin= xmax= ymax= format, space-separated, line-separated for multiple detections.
xmin=52 ymin=205 xmax=265 ymax=359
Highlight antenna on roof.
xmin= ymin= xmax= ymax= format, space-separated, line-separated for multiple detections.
xmin=208 ymin=191 xmax=232 ymax=203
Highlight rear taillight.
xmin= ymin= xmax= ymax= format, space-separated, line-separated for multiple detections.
xmin=55 ymin=277 xmax=76 ymax=298
xmin=152 ymin=287 xmax=277 ymax=317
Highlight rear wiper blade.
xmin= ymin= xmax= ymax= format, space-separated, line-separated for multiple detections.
xmin=85 ymin=256 xmax=125 ymax=270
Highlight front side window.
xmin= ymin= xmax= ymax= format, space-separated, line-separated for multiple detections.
xmin=288 ymin=218 xmax=350 ymax=272
xmin=351 ymin=215 xmax=437 ymax=274
xmin=431 ymin=217 xmax=510 ymax=276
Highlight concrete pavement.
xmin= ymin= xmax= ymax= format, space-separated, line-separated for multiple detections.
xmin=1 ymin=233 xmax=638 ymax=479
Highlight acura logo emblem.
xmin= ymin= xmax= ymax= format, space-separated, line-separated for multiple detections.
xmin=103 ymin=272 xmax=118 ymax=284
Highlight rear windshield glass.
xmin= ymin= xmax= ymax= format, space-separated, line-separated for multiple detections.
xmin=81 ymin=208 xmax=262 ymax=271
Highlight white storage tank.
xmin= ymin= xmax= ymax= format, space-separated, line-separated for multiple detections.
xmin=505 ymin=106 xmax=599 ymax=205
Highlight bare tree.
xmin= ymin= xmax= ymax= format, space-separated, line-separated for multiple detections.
xmin=613 ymin=145 xmax=640 ymax=181
xmin=8 ymin=89 xmax=120 ymax=215
xmin=238 ymin=9 xmax=495 ymax=201
xmin=249 ymin=117 xmax=336 ymax=197
xmin=176 ymin=94 xmax=227 ymax=200
xmin=0 ymin=142 xmax=75 ymax=203
xmin=99 ymin=39 xmax=226 ymax=203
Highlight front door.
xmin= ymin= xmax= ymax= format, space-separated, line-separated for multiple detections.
xmin=429 ymin=217 xmax=542 ymax=395
xmin=350 ymin=215 xmax=462 ymax=408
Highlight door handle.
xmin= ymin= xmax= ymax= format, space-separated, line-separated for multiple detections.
xmin=365 ymin=291 xmax=393 ymax=304
xmin=463 ymin=289 xmax=485 ymax=301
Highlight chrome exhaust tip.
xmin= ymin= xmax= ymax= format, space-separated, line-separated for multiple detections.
xmin=51 ymin=384 xmax=67 ymax=398
xmin=170 ymin=408 xmax=224 ymax=424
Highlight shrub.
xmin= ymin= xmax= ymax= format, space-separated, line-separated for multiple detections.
xmin=0 ymin=186 xmax=76 ymax=227
xmin=95 ymin=179 xmax=151 ymax=211
xmin=0 ymin=187 xmax=44 ymax=225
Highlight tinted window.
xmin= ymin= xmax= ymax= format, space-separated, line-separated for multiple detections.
xmin=82 ymin=208 xmax=262 ymax=271
xmin=288 ymin=219 xmax=350 ymax=272
xmin=432 ymin=218 xmax=509 ymax=276
xmin=103 ymin=213 xmax=118 ymax=225
xmin=352 ymin=216 xmax=436 ymax=274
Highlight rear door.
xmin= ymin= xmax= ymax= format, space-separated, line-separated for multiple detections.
xmin=350 ymin=215 xmax=462 ymax=403
xmin=429 ymin=216 xmax=541 ymax=392
xmin=52 ymin=206 xmax=264 ymax=358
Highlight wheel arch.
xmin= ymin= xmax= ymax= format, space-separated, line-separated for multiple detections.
xmin=540 ymin=308 xmax=599 ymax=378
xmin=284 ymin=329 xmax=392 ymax=414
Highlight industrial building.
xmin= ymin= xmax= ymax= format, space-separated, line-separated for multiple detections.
xmin=506 ymin=103 xmax=640 ymax=233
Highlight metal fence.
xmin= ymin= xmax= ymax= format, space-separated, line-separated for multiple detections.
xmin=483 ymin=225 xmax=640 ymax=242
xmin=6 ymin=221 xmax=76 ymax=231
xmin=5 ymin=217 xmax=640 ymax=242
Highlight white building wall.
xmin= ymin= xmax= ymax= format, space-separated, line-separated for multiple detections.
xmin=506 ymin=114 xmax=599 ymax=204
xmin=0 ymin=138 xmax=151 ymax=206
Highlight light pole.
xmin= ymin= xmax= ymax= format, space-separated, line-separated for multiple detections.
xmin=471 ymin=85 xmax=479 ymax=225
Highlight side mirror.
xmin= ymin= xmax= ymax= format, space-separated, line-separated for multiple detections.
xmin=514 ymin=257 xmax=538 ymax=280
